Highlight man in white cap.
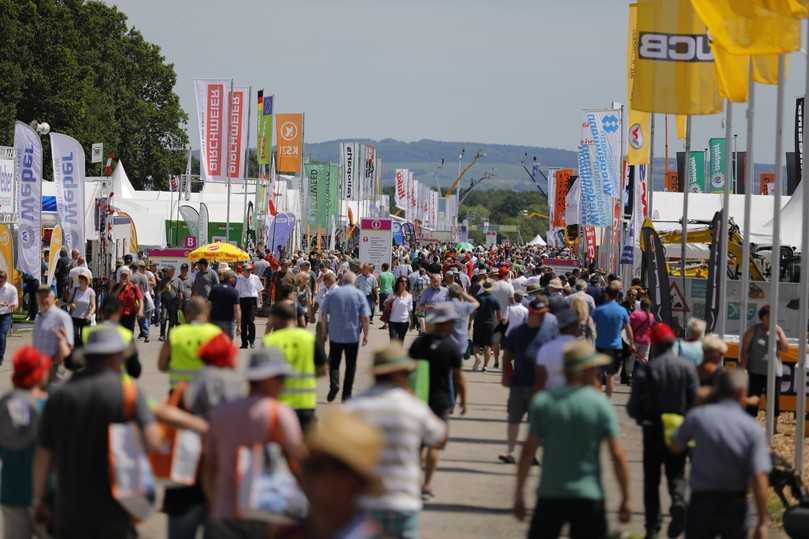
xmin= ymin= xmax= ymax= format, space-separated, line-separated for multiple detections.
xmin=408 ymin=302 xmax=467 ymax=500
xmin=345 ymin=342 xmax=447 ymax=538
xmin=513 ymin=341 xmax=631 ymax=538
xmin=204 ymin=347 xmax=305 ymax=537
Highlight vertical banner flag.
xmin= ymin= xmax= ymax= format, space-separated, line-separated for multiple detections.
xmin=14 ymin=122 xmax=42 ymax=281
xmin=632 ymin=0 xmax=723 ymax=115
xmin=627 ymin=3 xmax=651 ymax=165
xmin=394 ymin=169 xmax=407 ymax=210
xmin=304 ymin=164 xmax=320 ymax=227
xmin=340 ymin=143 xmax=359 ymax=200
xmin=258 ymin=95 xmax=274 ymax=165
xmin=363 ymin=145 xmax=376 ymax=200
xmin=47 ymin=225 xmax=62 ymax=286
xmin=703 ymin=210 xmax=723 ymax=332
xmin=0 ymin=225 xmax=14 ymax=280
xmin=759 ymin=172 xmax=775 ymax=195
xmin=255 ymin=90 xmax=265 ymax=165
xmin=708 ymin=137 xmax=726 ymax=192
xmin=564 ymin=177 xmax=581 ymax=225
xmin=199 ymin=203 xmax=210 ymax=245
xmin=317 ymin=164 xmax=332 ymax=229
xmin=275 ymin=113 xmax=303 ymax=174
xmin=639 ymin=219 xmax=673 ymax=326
xmin=407 ymin=172 xmax=416 ymax=222
xmin=583 ymin=111 xmax=622 ymax=197
xmin=193 ymin=79 xmax=230 ymax=181
xmin=329 ymin=163 xmax=339 ymax=221
xmin=585 ymin=226 xmax=597 ymax=262
xmin=50 ymin=132 xmax=86 ymax=251
xmin=688 ymin=151 xmax=706 ymax=192
xmin=796 ymin=97 xmax=804 ymax=185
xmin=552 ymin=170 xmax=573 ymax=227
xmin=0 ymin=147 xmax=14 ymax=220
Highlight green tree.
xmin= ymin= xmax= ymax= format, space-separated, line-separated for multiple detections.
xmin=0 ymin=0 xmax=188 ymax=188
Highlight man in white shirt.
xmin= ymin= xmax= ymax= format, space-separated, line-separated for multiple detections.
xmin=567 ymin=279 xmax=596 ymax=313
xmin=0 ymin=270 xmax=18 ymax=364
xmin=505 ymin=293 xmax=529 ymax=337
xmin=535 ymin=308 xmax=582 ymax=391
xmin=235 ymin=264 xmax=263 ymax=349
xmin=490 ymin=267 xmax=515 ymax=366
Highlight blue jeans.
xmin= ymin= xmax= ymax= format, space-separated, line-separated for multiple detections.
xmin=0 ymin=314 xmax=12 ymax=363
xmin=139 ymin=311 xmax=151 ymax=339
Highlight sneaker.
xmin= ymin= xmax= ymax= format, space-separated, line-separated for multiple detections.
xmin=667 ymin=504 xmax=686 ymax=538
xmin=472 ymin=359 xmax=481 ymax=372
xmin=158 ymin=335 xmax=165 ymax=342
xmin=144 ymin=337 xmax=150 ymax=343
xmin=493 ymin=361 xmax=500 ymax=369
xmin=327 ymin=387 xmax=339 ymax=402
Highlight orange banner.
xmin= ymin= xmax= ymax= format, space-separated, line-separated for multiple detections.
xmin=664 ymin=171 xmax=679 ymax=192
xmin=275 ymin=113 xmax=303 ymax=174
xmin=552 ymin=169 xmax=574 ymax=228
xmin=759 ymin=172 xmax=775 ymax=195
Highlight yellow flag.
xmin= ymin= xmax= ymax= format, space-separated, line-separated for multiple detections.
xmin=627 ymin=4 xmax=651 ymax=164
xmin=47 ymin=225 xmax=62 ymax=285
xmin=691 ymin=0 xmax=800 ymax=54
xmin=712 ymin=44 xmax=749 ymax=102
xmin=752 ymin=54 xmax=782 ymax=84
xmin=632 ymin=0 xmax=723 ymax=115
xmin=676 ymin=115 xmax=687 ymax=140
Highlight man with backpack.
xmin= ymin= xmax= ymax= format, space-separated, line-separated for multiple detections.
xmin=627 ymin=323 xmax=698 ymax=539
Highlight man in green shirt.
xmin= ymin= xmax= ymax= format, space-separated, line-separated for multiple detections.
xmin=378 ymin=263 xmax=395 ymax=330
xmin=513 ymin=341 xmax=631 ymax=539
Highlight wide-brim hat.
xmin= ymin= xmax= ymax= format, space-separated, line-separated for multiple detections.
xmin=245 ymin=347 xmax=292 ymax=381
xmin=547 ymin=277 xmax=564 ymax=290
xmin=305 ymin=408 xmax=385 ymax=495
xmin=371 ymin=342 xmax=416 ymax=376
xmin=563 ymin=341 xmax=611 ymax=373
xmin=525 ymin=283 xmax=542 ymax=295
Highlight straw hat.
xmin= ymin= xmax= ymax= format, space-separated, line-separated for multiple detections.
xmin=305 ymin=408 xmax=384 ymax=495
xmin=371 ymin=342 xmax=416 ymax=376
xmin=563 ymin=341 xmax=611 ymax=374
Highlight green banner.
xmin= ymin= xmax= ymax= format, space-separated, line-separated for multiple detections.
xmin=707 ymin=137 xmax=726 ymax=192
xmin=317 ymin=164 xmax=332 ymax=230
xmin=304 ymin=164 xmax=321 ymax=227
xmin=329 ymin=163 xmax=339 ymax=225
xmin=688 ymin=151 xmax=706 ymax=193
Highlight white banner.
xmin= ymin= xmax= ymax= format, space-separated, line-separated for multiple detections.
xmin=564 ymin=177 xmax=581 ymax=225
xmin=199 ymin=203 xmax=210 ymax=245
xmin=340 ymin=143 xmax=359 ymax=200
xmin=194 ymin=79 xmax=231 ymax=182
xmin=14 ymin=122 xmax=42 ymax=281
xmin=0 ymin=147 xmax=14 ymax=221
xmin=583 ymin=110 xmax=622 ymax=198
xmin=362 ymin=144 xmax=376 ymax=200
xmin=406 ymin=171 xmax=416 ymax=221
xmin=394 ymin=169 xmax=407 ymax=210
xmin=227 ymin=87 xmax=249 ymax=179
xmin=50 ymin=132 xmax=85 ymax=251
xmin=431 ymin=190 xmax=439 ymax=228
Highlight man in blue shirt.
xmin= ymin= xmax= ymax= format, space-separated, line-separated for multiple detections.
xmin=417 ymin=273 xmax=448 ymax=333
xmin=592 ymin=282 xmax=634 ymax=397
xmin=320 ymin=271 xmax=370 ymax=402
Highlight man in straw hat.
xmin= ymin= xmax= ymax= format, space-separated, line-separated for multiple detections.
xmin=204 ymin=347 xmax=305 ymax=537
xmin=276 ymin=408 xmax=386 ymax=539
xmin=344 ymin=342 xmax=447 ymax=538
xmin=513 ymin=341 xmax=631 ymax=538
xmin=34 ymin=327 xmax=161 ymax=538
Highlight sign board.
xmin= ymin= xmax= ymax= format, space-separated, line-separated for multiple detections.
xmin=91 ymin=143 xmax=103 ymax=164
xmin=543 ymin=257 xmax=579 ymax=275
xmin=147 ymin=248 xmax=193 ymax=274
xmin=670 ymin=281 xmax=689 ymax=313
xmin=359 ymin=218 xmax=392 ymax=269
xmin=184 ymin=236 xmax=197 ymax=249
xmin=0 ymin=147 xmax=14 ymax=224
xmin=485 ymin=231 xmax=497 ymax=247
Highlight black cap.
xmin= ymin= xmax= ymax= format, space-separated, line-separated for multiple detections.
xmin=180 ymin=263 xmax=189 ymax=269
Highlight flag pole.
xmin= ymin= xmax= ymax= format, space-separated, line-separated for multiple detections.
xmin=717 ymin=100 xmax=733 ymax=337
xmin=648 ymin=113 xmax=655 ymax=218
xmin=796 ymin=24 xmax=809 ymax=462
xmin=740 ymin=62 xmax=755 ymax=356
xmin=226 ymin=78 xmax=234 ymax=243
xmin=681 ymin=116 xmax=692 ymax=330
xmin=766 ymin=55 xmax=786 ymax=442
xmin=242 ymin=87 xmax=253 ymax=249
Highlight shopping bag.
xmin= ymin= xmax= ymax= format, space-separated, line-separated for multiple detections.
xmin=410 ymin=360 xmax=430 ymax=404
xmin=108 ymin=379 xmax=156 ymax=520
xmin=149 ymin=384 xmax=202 ymax=486
xmin=235 ymin=400 xmax=308 ymax=523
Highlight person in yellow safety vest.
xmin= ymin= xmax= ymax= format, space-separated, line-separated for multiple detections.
xmin=71 ymin=296 xmax=142 ymax=378
xmin=158 ymin=296 xmax=222 ymax=390
xmin=263 ymin=301 xmax=327 ymax=431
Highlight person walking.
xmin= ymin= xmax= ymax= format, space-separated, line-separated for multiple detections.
xmin=32 ymin=286 xmax=73 ymax=378
xmin=67 ymin=272 xmax=95 ymax=347
xmin=385 ymin=277 xmax=413 ymax=342
xmin=416 ymin=273 xmax=447 ymax=333
xmin=320 ymin=271 xmax=370 ymax=402
xmin=447 ymin=283 xmax=479 ymax=359
xmin=158 ymin=297 xmax=222 ymax=390
xmin=671 ymin=369 xmax=771 ymax=539
xmin=355 ymin=264 xmax=379 ymax=324
xmin=111 ymin=268 xmax=143 ymax=332
xmin=408 ymin=302 xmax=467 ymax=500
xmin=472 ymin=281 xmax=501 ymax=372
xmin=344 ymin=342 xmax=447 ymax=539
xmin=378 ymin=263 xmax=395 ymax=330
xmin=158 ymin=266 xmax=181 ymax=341
xmin=629 ymin=297 xmax=656 ymax=367
xmin=0 ymin=270 xmax=19 ymax=364
xmin=674 ymin=318 xmax=706 ymax=366
xmin=208 ymin=271 xmax=241 ymax=340
xmin=176 ymin=263 xmax=194 ymax=314
xmin=739 ymin=304 xmax=788 ymax=418
xmin=513 ymin=341 xmax=631 ymax=539
xmin=592 ymin=282 xmax=634 ymax=397
xmin=627 ymin=323 xmax=698 ymax=539
xmin=132 ymin=260 xmax=154 ymax=342
xmin=264 ymin=302 xmax=327 ymax=431
xmin=236 ymin=264 xmax=263 ymax=348
xmin=191 ymin=258 xmax=219 ymax=298
xmin=203 ymin=348 xmax=305 ymax=538
xmin=33 ymin=327 xmax=161 ymax=538
xmin=498 ymin=298 xmax=561 ymax=464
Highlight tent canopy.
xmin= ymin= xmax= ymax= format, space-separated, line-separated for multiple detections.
xmin=527 ymin=234 xmax=547 ymax=246
xmin=750 ymin=180 xmax=804 ymax=247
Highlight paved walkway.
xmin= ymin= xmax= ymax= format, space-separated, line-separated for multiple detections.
xmin=0 ymin=321 xmax=785 ymax=538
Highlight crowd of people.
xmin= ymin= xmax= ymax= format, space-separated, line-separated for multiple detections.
xmin=0 ymin=241 xmax=790 ymax=539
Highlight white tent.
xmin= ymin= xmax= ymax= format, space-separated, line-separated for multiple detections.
xmin=527 ymin=234 xmax=547 ymax=246
xmin=750 ymin=180 xmax=803 ymax=247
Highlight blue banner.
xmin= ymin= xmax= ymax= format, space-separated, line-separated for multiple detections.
xmin=578 ymin=144 xmax=612 ymax=226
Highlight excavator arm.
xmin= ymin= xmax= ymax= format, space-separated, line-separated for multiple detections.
xmin=445 ymin=152 xmax=483 ymax=195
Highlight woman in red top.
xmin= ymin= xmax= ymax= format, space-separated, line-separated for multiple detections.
xmin=111 ymin=269 xmax=144 ymax=331
xmin=629 ymin=296 xmax=656 ymax=365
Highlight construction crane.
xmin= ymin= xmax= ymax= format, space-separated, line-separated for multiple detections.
xmin=446 ymin=150 xmax=485 ymax=195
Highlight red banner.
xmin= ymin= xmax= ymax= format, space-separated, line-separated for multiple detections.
xmin=585 ymin=226 xmax=597 ymax=262
xmin=206 ymin=83 xmax=225 ymax=177
xmin=553 ymin=169 xmax=574 ymax=228
xmin=759 ymin=172 xmax=775 ymax=195
xmin=227 ymin=88 xmax=247 ymax=178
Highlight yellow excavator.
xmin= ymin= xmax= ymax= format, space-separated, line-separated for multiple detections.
xmin=658 ymin=219 xmax=768 ymax=281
